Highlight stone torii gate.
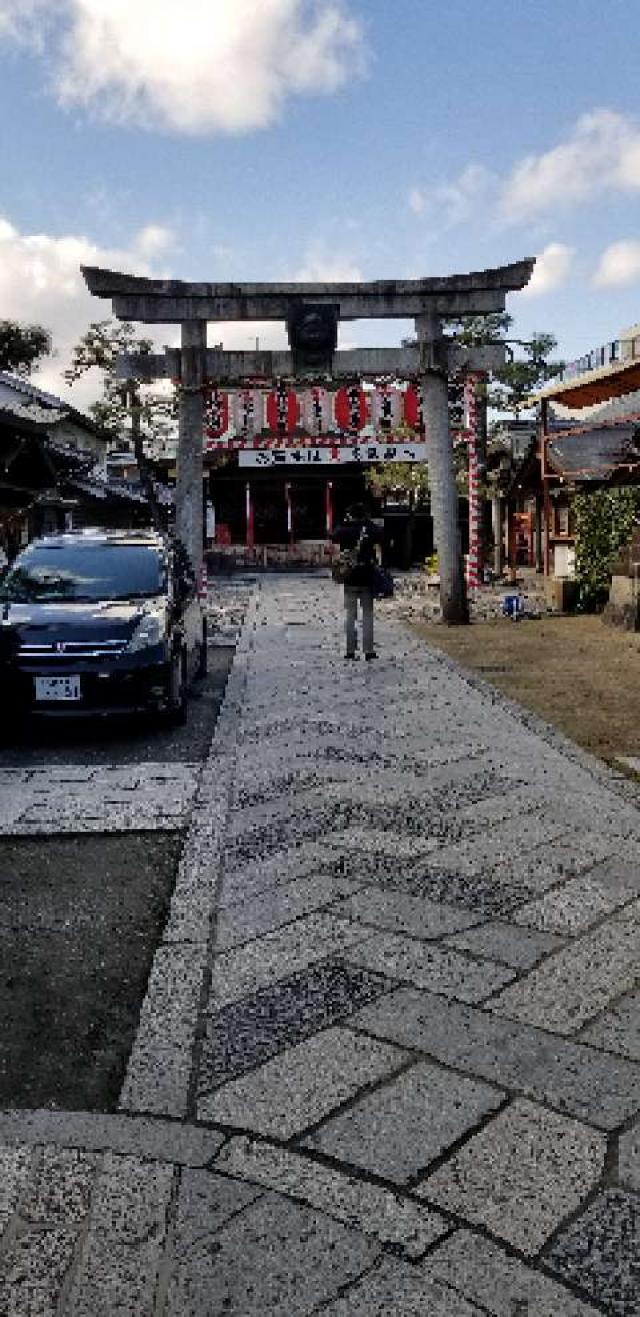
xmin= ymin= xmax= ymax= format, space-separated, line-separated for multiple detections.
xmin=81 ymin=261 xmax=534 ymax=623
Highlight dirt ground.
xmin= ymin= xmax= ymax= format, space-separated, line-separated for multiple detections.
xmin=413 ymin=613 xmax=640 ymax=767
xmin=0 ymin=834 xmax=182 ymax=1112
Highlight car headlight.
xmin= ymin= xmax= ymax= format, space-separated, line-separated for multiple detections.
xmin=128 ymin=608 xmax=166 ymax=654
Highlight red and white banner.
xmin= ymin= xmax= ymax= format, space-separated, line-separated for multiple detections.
xmin=204 ymin=382 xmax=471 ymax=450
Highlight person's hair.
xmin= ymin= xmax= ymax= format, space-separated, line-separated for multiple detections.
xmin=346 ymin=502 xmax=368 ymax=522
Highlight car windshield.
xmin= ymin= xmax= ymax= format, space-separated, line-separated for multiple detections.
xmin=0 ymin=542 xmax=166 ymax=603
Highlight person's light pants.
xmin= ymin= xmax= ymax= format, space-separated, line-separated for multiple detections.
xmin=344 ymin=585 xmax=374 ymax=656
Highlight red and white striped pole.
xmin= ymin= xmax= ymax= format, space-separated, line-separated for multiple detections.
xmin=465 ymin=374 xmax=482 ymax=590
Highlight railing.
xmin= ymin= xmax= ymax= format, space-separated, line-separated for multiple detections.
xmin=559 ymin=336 xmax=640 ymax=383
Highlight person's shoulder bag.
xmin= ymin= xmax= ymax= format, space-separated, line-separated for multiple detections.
xmin=371 ymin=564 xmax=394 ymax=598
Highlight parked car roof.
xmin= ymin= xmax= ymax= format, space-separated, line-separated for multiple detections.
xmin=24 ymin=529 xmax=167 ymax=550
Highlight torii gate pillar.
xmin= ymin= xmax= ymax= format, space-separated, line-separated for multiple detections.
xmin=417 ymin=315 xmax=469 ymax=623
xmin=176 ymin=321 xmax=207 ymax=575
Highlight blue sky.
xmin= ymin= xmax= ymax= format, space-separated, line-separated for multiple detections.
xmin=1 ymin=0 xmax=640 ymax=404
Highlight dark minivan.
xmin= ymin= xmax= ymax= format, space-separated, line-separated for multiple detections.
xmin=0 ymin=529 xmax=206 ymax=723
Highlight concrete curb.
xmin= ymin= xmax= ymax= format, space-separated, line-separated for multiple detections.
xmin=118 ymin=585 xmax=261 ymax=1119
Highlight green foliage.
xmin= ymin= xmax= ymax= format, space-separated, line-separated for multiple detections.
xmin=446 ymin=312 xmax=564 ymax=416
xmin=0 ymin=320 xmax=52 ymax=376
xmin=365 ymin=460 xmax=429 ymax=507
xmin=64 ymin=319 xmax=176 ymax=446
xmin=446 ymin=311 xmax=512 ymax=347
xmin=574 ymin=487 xmax=640 ymax=611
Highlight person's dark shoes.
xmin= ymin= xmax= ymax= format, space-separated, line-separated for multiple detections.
xmin=365 ymin=652 xmax=378 ymax=661
xmin=344 ymin=652 xmax=358 ymax=660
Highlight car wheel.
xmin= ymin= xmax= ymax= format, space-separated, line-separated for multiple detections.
xmin=196 ymin=618 xmax=208 ymax=679
xmin=166 ymin=649 xmax=187 ymax=726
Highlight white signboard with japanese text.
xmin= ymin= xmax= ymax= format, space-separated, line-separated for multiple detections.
xmin=238 ymin=443 xmax=427 ymax=468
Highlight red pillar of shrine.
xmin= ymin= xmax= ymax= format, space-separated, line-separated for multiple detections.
xmin=245 ymin=482 xmax=254 ymax=548
xmin=285 ymin=482 xmax=293 ymax=547
xmin=325 ymin=480 xmax=334 ymax=537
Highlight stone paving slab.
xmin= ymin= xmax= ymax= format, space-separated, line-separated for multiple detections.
xmin=619 ymin=1120 xmax=640 ymax=1192
xmin=0 ymin=762 xmax=200 ymax=835
xmin=424 ymin=1229 xmax=603 ymax=1315
xmin=512 ymin=860 xmax=640 ymax=935
xmin=198 ymin=1025 xmax=409 ymax=1134
xmin=581 ymin=986 xmax=640 ymax=1061
xmin=214 ymin=871 xmax=358 ymax=950
xmin=215 ymin=1135 xmax=449 ymax=1259
xmin=0 ymin=1111 xmax=224 ymax=1167
xmin=417 ymin=1098 xmax=607 ymax=1256
xmin=330 ymin=885 xmax=484 ymax=939
xmin=167 ymin=1189 xmax=380 ymax=1316
xmin=198 ymin=959 xmax=392 ymax=1094
xmin=209 ymin=911 xmax=373 ymax=1008
xmin=490 ymin=899 xmax=640 ymax=1035
xmin=547 ymin=1190 xmax=640 ymax=1315
xmin=345 ymin=928 xmax=517 ymax=1002
xmin=320 ymin=1255 xmax=484 ymax=1316
xmin=351 ymin=986 xmax=640 ymax=1127
xmin=443 ymin=919 xmax=564 ymax=968
xmin=303 ymin=1059 xmax=505 ymax=1185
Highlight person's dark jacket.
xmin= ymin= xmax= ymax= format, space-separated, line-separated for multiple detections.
xmin=331 ymin=518 xmax=381 ymax=588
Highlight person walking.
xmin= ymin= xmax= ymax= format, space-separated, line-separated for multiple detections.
xmin=331 ymin=503 xmax=382 ymax=660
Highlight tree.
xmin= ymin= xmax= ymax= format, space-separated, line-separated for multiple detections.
xmin=447 ymin=312 xmax=564 ymax=415
xmin=65 ymin=319 xmax=177 ymax=528
xmin=365 ymin=460 xmax=429 ymax=566
xmin=0 ymin=320 xmax=52 ymax=377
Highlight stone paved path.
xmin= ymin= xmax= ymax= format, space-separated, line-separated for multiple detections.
xmin=1 ymin=575 xmax=640 ymax=1314
xmin=0 ymin=762 xmax=200 ymax=834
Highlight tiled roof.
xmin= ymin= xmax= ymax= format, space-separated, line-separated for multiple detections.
xmin=547 ymin=422 xmax=640 ymax=480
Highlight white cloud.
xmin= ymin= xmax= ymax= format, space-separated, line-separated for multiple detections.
xmin=295 ymin=254 xmax=363 ymax=281
xmin=0 ymin=0 xmax=52 ymax=44
xmin=594 ymin=239 xmax=640 ymax=287
xmin=408 ymin=164 xmax=493 ymax=227
xmin=0 ymin=215 xmax=175 ymax=407
xmin=0 ymin=0 xmax=366 ymax=135
xmin=519 ymin=242 xmax=574 ymax=297
xmin=134 ymin=224 xmax=176 ymax=259
xmin=501 ymin=109 xmax=640 ymax=221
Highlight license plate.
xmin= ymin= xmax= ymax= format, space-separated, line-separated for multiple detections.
xmin=34 ymin=675 xmax=81 ymax=702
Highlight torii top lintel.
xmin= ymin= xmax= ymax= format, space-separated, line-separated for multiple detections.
xmin=81 ymin=260 xmax=535 ymax=324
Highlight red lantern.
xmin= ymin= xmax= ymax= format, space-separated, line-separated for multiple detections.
xmin=334 ymin=386 xmax=368 ymax=434
xmin=403 ymin=386 xmax=423 ymax=432
xmin=371 ymin=385 xmax=403 ymax=434
xmin=266 ymin=387 xmax=298 ymax=437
